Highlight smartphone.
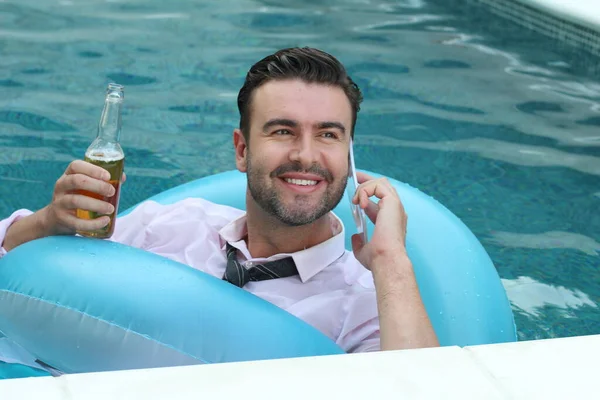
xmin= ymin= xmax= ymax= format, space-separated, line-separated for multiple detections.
xmin=347 ymin=138 xmax=368 ymax=244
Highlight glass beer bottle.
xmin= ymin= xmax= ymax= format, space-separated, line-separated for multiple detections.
xmin=76 ymin=83 xmax=125 ymax=239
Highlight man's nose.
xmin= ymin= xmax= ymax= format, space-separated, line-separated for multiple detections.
xmin=289 ymin=136 xmax=318 ymax=168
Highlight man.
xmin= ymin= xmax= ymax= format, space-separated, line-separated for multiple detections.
xmin=0 ymin=47 xmax=438 ymax=354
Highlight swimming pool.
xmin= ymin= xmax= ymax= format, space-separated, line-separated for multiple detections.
xmin=0 ymin=0 xmax=598 ymax=342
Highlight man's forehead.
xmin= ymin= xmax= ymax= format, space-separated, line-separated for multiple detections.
xmin=251 ymin=79 xmax=352 ymax=122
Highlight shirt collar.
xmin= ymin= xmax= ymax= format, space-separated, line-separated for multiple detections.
xmin=218 ymin=212 xmax=346 ymax=283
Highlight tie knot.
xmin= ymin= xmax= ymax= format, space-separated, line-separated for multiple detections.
xmin=222 ymin=243 xmax=299 ymax=288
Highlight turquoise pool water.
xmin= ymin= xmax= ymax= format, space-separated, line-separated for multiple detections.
xmin=0 ymin=0 xmax=598 ymax=341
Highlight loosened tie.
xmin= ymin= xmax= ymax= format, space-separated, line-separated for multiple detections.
xmin=222 ymin=243 xmax=298 ymax=288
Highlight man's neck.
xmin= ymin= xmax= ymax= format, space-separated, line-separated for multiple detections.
xmin=245 ymin=200 xmax=334 ymax=258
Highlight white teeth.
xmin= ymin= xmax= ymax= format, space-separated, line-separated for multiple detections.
xmin=284 ymin=178 xmax=318 ymax=186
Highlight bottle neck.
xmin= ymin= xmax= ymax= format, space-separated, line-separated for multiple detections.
xmin=97 ymin=86 xmax=123 ymax=143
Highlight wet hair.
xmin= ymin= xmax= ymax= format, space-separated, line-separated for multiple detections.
xmin=237 ymin=47 xmax=363 ymax=140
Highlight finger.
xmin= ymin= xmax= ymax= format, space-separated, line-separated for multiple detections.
xmin=122 ymin=172 xmax=127 ymax=183
xmin=352 ymin=181 xmax=372 ymax=205
xmin=58 ymin=174 xmax=116 ymax=197
xmin=57 ymin=194 xmax=115 ymax=214
xmin=61 ymin=213 xmax=111 ymax=232
xmin=355 ymin=170 xmax=375 ymax=185
xmin=362 ymin=200 xmax=379 ymax=223
xmin=65 ymin=160 xmax=110 ymax=181
xmin=358 ymin=187 xmax=368 ymax=209
xmin=357 ymin=178 xmax=396 ymax=204
xmin=352 ymin=185 xmax=369 ymax=207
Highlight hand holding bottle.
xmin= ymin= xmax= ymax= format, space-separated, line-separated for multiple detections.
xmin=1 ymin=161 xmax=126 ymax=252
xmin=39 ymin=160 xmax=125 ymax=236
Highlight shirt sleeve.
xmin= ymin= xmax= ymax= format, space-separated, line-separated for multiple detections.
xmin=0 ymin=201 xmax=176 ymax=258
xmin=0 ymin=209 xmax=34 ymax=258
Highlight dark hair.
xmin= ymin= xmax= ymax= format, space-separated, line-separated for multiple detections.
xmin=237 ymin=47 xmax=363 ymax=140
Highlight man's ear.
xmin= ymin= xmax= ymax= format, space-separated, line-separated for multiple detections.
xmin=233 ymin=128 xmax=248 ymax=172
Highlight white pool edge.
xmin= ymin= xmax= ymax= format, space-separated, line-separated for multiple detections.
xmin=517 ymin=0 xmax=600 ymax=32
xmin=1 ymin=334 xmax=598 ymax=399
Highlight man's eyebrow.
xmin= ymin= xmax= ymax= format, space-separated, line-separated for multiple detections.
xmin=262 ymin=119 xmax=347 ymax=136
xmin=316 ymin=121 xmax=346 ymax=135
xmin=262 ymin=118 xmax=298 ymax=132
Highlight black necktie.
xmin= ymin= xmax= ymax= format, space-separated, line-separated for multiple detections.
xmin=223 ymin=243 xmax=298 ymax=288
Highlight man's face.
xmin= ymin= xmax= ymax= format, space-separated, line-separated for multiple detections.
xmin=236 ymin=79 xmax=352 ymax=226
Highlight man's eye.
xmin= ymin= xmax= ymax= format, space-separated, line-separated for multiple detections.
xmin=322 ymin=132 xmax=337 ymax=139
xmin=274 ymin=129 xmax=292 ymax=135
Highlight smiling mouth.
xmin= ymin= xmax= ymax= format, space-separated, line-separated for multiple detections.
xmin=283 ymin=178 xmax=319 ymax=186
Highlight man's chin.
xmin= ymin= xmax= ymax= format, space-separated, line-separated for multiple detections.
xmin=279 ymin=207 xmax=333 ymax=226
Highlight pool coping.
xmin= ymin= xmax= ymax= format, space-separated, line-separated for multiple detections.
xmin=0 ymin=334 xmax=598 ymax=399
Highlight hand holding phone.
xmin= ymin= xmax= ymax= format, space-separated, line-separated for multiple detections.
xmin=346 ymin=138 xmax=368 ymax=244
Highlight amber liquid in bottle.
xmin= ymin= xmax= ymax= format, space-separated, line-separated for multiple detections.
xmin=76 ymin=154 xmax=124 ymax=238
xmin=76 ymin=83 xmax=125 ymax=239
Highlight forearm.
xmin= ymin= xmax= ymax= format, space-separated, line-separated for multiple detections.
xmin=2 ymin=208 xmax=50 ymax=252
xmin=372 ymin=253 xmax=439 ymax=351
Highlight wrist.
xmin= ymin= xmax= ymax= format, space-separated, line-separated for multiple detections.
xmin=2 ymin=208 xmax=54 ymax=253
xmin=35 ymin=206 xmax=53 ymax=238
xmin=370 ymin=250 xmax=415 ymax=282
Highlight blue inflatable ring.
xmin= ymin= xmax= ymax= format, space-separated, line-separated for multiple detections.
xmin=0 ymin=169 xmax=516 ymax=376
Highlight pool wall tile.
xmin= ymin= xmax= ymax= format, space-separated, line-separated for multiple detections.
xmin=462 ymin=0 xmax=600 ymax=56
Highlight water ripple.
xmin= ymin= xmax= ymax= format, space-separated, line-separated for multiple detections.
xmin=353 ymin=14 xmax=446 ymax=31
xmin=0 ymin=110 xmax=75 ymax=132
xmin=502 ymin=276 xmax=597 ymax=319
xmin=106 ymin=73 xmax=157 ymax=86
xmin=0 ymin=147 xmax=73 ymax=165
xmin=0 ymin=79 xmax=23 ymax=87
xmin=487 ymin=231 xmax=600 ymax=256
xmin=78 ymin=51 xmax=103 ymax=58
xmin=577 ymin=116 xmax=600 ymax=126
xmin=516 ymin=101 xmax=565 ymax=115
xmin=423 ymin=59 xmax=471 ymax=69
xmin=360 ymin=135 xmax=600 ymax=176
